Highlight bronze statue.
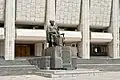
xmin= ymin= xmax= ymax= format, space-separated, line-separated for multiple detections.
xmin=46 ymin=20 xmax=65 ymax=47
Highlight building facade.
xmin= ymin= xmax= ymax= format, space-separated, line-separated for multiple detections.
xmin=0 ymin=0 xmax=119 ymax=60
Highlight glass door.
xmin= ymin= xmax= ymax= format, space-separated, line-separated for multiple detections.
xmin=90 ymin=44 xmax=108 ymax=56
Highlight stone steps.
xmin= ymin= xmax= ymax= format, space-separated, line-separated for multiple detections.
xmin=36 ymin=69 xmax=100 ymax=78
xmin=77 ymin=58 xmax=120 ymax=64
xmin=77 ymin=64 xmax=120 ymax=71
xmin=0 ymin=59 xmax=41 ymax=76
xmin=76 ymin=58 xmax=120 ymax=72
xmin=0 ymin=65 xmax=41 ymax=76
xmin=0 ymin=60 xmax=30 ymax=65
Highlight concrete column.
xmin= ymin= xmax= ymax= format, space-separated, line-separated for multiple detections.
xmin=108 ymin=0 xmax=119 ymax=59
xmin=35 ymin=43 xmax=42 ymax=56
xmin=45 ymin=0 xmax=55 ymax=25
xmin=0 ymin=41 xmax=4 ymax=57
xmin=44 ymin=0 xmax=56 ymax=49
xmin=4 ymin=0 xmax=15 ymax=60
xmin=77 ymin=0 xmax=90 ymax=59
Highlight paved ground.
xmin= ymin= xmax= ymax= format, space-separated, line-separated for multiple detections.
xmin=0 ymin=71 xmax=120 ymax=80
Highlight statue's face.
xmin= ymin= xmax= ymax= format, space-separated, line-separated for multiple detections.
xmin=50 ymin=21 xmax=54 ymax=26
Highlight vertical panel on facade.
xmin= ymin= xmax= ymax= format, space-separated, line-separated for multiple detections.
xmin=16 ymin=0 xmax=46 ymax=24
xmin=56 ymin=0 xmax=81 ymax=25
xmin=90 ymin=0 xmax=112 ymax=28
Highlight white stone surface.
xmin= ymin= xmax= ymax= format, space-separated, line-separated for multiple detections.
xmin=108 ymin=0 xmax=119 ymax=59
xmin=4 ymin=0 xmax=15 ymax=60
xmin=90 ymin=32 xmax=113 ymax=43
xmin=60 ymin=31 xmax=82 ymax=42
xmin=0 ymin=0 xmax=4 ymax=21
xmin=0 ymin=28 xmax=82 ymax=42
xmin=16 ymin=29 xmax=46 ymax=41
xmin=56 ymin=0 xmax=81 ymax=25
xmin=35 ymin=43 xmax=43 ymax=56
xmin=90 ymin=0 xmax=112 ymax=28
xmin=16 ymin=0 xmax=46 ymax=24
xmin=78 ymin=0 xmax=90 ymax=59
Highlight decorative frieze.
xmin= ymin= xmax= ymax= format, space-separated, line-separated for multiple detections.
xmin=90 ymin=0 xmax=112 ymax=27
xmin=16 ymin=0 xmax=46 ymax=24
xmin=56 ymin=0 xmax=81 ymax=25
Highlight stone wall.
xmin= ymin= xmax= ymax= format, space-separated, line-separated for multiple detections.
xmin=56 ymin=0 xmax=81 ymax=26
xmin=16 ymin=0 xmax=46 ymax=24
xmin=90 ymin=0 xmax=112 ymax=28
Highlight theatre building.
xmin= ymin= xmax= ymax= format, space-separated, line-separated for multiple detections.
xmin=0 ymin=0 xmax=119 ymax=60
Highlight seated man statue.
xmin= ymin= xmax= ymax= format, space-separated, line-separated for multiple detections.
xmin=46 ymin=20 xmax=65 ymax=47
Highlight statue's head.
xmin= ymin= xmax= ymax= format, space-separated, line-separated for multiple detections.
xmin=50 ymin=20 xmax=54 ymax=26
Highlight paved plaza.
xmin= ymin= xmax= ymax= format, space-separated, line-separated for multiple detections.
xmin=0 ymin=71 xmax=119 ymax=80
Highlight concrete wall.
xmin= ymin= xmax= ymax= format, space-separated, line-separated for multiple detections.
xmin=90 ymin=0 xmax=112 ymax=28
xmin=56 ymin=0 xmax=81 ymax=26
xmin=16 ymin=29 xmax=46 ymax=41
xmin=0 ymin=28 xmax=82 ymax=42
xmin=16 ymin=0 xmax=46 ymax=25
xmin=0 ymin=0 xmax=114 ymax=27
xmin=16 ymin=29 xmax=82 ymax=42
xmin=90 ymin=32 xmax=113 ymax=43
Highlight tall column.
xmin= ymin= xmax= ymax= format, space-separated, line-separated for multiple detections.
xmin=108 ymin=0 xmax=119 ymax=59
xmin=77 ymin=0 xmax=90 ymax=59
xmin=4 ymin=0 xmax=15 ymax=60
xmin=35 ymin=43 xmax=42 ymax=56
xmin=45 ymin=0 xmax=55 ymax=25
xmin=43 ymin=0 xmax=56 ymax=49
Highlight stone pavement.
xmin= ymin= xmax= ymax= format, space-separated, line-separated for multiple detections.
xmin=0 ymin=72 xmax=120 ymax=80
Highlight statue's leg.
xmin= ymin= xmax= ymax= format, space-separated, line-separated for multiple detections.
xmin=49 ymin=34 xmax=52 ymax=47
xmin=51 ymin=35 xmax=54 ymax=47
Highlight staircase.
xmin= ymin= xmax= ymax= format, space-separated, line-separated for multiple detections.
xmin=0 ymin=58 xmax=41 ymax=76
xmin=77 ymin=57 xmax=120 ymax=71
xmin=77 ymin=57 xmax=120 ymax=64
xmin=1 ymin=56 xmax=120 ymax=76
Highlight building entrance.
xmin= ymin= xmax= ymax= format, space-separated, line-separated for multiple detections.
xmin=15 ymin=44 xmax=34 ymax=57
xmin=90 ymin=44 xmax=108 ymax=56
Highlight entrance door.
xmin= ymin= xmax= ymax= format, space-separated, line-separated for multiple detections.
xmin=90 ymin=44 xmax=108 ymax=56
xmin=15 ymin=45 xmax=30 ymax=57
